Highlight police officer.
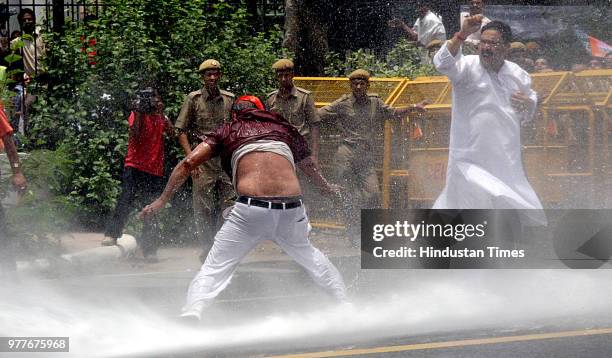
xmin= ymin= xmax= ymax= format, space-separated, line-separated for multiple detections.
xmin=175 ymin=59 xmax=235 ymax=261
xmin=266 ymin=59 xmax=320 ymax=165
xmin=318 ymin=69 xmax=426 ymax=246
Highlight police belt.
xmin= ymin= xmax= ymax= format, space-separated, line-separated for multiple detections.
xmin=236 ymin=196 xmax=303 ymax=210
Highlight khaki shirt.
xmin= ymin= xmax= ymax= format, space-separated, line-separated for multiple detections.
xmin=318 ymin=93 xmax=396 ymax=144
xmin=175 ymin=88 xmax=235 ymax=144
xmin=266 ymin=86 xmax=319 ymax=138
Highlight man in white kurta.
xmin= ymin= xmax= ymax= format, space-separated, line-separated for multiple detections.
xmin=432 ymin=17 xmax=545 ymax=225
xmin=388 ymin=2 xmax=446 ymax=47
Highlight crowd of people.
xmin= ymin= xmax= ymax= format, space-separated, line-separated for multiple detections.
xmin=389 ymin=0 xmax=611 ymax=73
xmin=0 ymin=8 xmax=44 ymax=142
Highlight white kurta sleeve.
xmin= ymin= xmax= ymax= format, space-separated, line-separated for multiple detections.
xmin=510 ymin=69 xmax=538 ymax=124
xmin=433 ymin=42 xmax=468 ymax=83
xmin=432 ymin=22 xmax=447 ymax=42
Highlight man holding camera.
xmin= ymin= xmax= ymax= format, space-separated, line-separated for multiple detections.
xmin=101 ymin=87 xmax=173 ymax=261
xmin=175 ymin=59 xmax=235 ymax=262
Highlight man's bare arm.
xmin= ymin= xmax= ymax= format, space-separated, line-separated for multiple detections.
xmin=140 ymin=142 xmax=212 ymax=217
xmin=2 ymin=134 xmax=27 ymax=192
xmin=177 ymin=132 xmax=193 ymax=155
xmin=447 ymin=14 xmax=483 ymax=57
xmin=389 ymin=18 xmax=418 ymax=41
xmin=394 ymin=100 xmax=430 ymax=117
xmin=310 ymin=123 xmax=320 ymax=166
xmin=129 ymin=112 xmax=144 ymax=140
xmin=297 ymin=156 xmax=339 ymax=195
xmin=164 ymin=116 xmax=175 ymax=137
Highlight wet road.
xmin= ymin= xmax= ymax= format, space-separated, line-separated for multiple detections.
xmin=34 ymin=256 xmax=612 ymax=358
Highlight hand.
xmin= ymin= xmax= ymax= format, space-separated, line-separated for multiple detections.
xmin=322 ymin=183 xmax=344 ymax=197
xmin=10 ymin=172 xmax=27 ymax=195
xmin=414 ymin=99 xmax=430 ymax=112
xmin=460 ymin=14 xmax=483 ymax=36
xmin=164 ymin=117 xmax=175 ymax=136
xmin=511 ymin=91 xmax=531 ymax=113
xmin=309 ymin=155 xmax=319 ymax=170
xmin=190 ymin=166 xmax=204 ymax=179
xmin=139 ymin=198 xmax=166 ymax=219
xmin=156 ymin=100 xmax=165 ymax=114
xmin=387 ymin=18 xmax=404 ymax=28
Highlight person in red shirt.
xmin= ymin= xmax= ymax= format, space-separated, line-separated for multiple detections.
xmin=140 ymin=96 xmax=347 ymax=321
xmin=101 ymin=87 xmax=173 ymax=262
xmin=0 ymin=104 xmax=27 ymax=276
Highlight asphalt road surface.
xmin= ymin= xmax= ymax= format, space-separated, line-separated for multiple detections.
xmin=8 ymin=256 xmax=608 ymax=358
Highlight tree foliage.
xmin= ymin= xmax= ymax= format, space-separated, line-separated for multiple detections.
xmin=27 ymin=0 xmax=283 ymax=225
xmin=324 ymin=39 xmax=437 ymax=78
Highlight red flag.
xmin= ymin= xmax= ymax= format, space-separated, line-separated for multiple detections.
xmin=588 ymin=36 xmax=612 ymax=58
xmin=411 ymin=122 xmax=423 ymax=140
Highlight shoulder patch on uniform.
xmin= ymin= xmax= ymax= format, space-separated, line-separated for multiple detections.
xmin=220 ymin=90 xmax=235 ymax=98
xmin=339 ymin=93 xmax=352 ymax=101
xmin=295 ymin=87 xmax=312 ymax=95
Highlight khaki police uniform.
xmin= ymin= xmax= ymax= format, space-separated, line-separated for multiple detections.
xmin=175 ymin=87 xmax=235 ymax=249
xmin=318 ymin=92 xmax=397 ymax=240
xmin=266 ymin=86 xmax=319 ymax=139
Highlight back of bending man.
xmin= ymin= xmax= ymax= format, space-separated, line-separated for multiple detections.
xmin=432 ymin=17 xmax=544 ymax=225
xmin=141 ymin=96 xmax=347 ymax=320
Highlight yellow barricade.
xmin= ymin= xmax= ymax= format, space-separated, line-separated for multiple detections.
xmin=293 ymin=77 xmax=406 ymax=228
xmin=289 ymin=70 xmax=611 ymax=227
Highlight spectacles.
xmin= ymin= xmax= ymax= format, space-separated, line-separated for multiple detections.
xmin=480 ymin=40 xmax=504 ymax=48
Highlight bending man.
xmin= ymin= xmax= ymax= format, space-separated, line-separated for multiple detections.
xmin=140 ymin=96 xmax=348 ymax=320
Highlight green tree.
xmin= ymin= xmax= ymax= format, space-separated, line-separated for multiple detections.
xmin=27 ymin=0 xmax=283 ymax=226
xmin=324 ymin=39 xmax=437 ymax=78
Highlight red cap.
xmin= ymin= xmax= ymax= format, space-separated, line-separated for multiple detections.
xmin=235 ymin=95 xmax=265 ymax=110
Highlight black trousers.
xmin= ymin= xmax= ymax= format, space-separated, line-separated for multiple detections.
xmin=104 ymin=167 xmax=164 ymax=256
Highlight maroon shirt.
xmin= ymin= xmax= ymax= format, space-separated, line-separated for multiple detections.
xmin=201 ymin=108 xmax=311 ymax=178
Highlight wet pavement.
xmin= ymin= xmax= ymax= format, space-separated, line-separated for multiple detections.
xmin=3 ymin=231 xmax=612 ymax=358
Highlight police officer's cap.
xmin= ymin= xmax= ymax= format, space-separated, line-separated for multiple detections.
xmin=272 ymin=59 xmax=294 ymax=71
xmin=199 ymin=59 xmax=221 ymax=73
xmin=349 ymin=69 xmax=370 ymax=81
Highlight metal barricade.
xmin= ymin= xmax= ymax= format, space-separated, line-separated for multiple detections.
xmin=291 ymin=70 xmax=611 ymax=226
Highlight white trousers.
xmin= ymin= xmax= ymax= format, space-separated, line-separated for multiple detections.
xmin=183 ymin=201 xmax=347 ymax=313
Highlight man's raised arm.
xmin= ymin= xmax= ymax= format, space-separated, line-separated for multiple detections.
xmin=140 ymin=142 xmax=213 ymax=217
xmin=446 ymin=14 xmax=483 ymax=57
xmin=297 ymin=156 xmax=340 ymax=196
xmin=434 ymin=15 xmax=483 ymax=81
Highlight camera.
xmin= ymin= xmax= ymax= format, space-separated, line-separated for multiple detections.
xmin=136 ymin=87 xmax=156 ymax=114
